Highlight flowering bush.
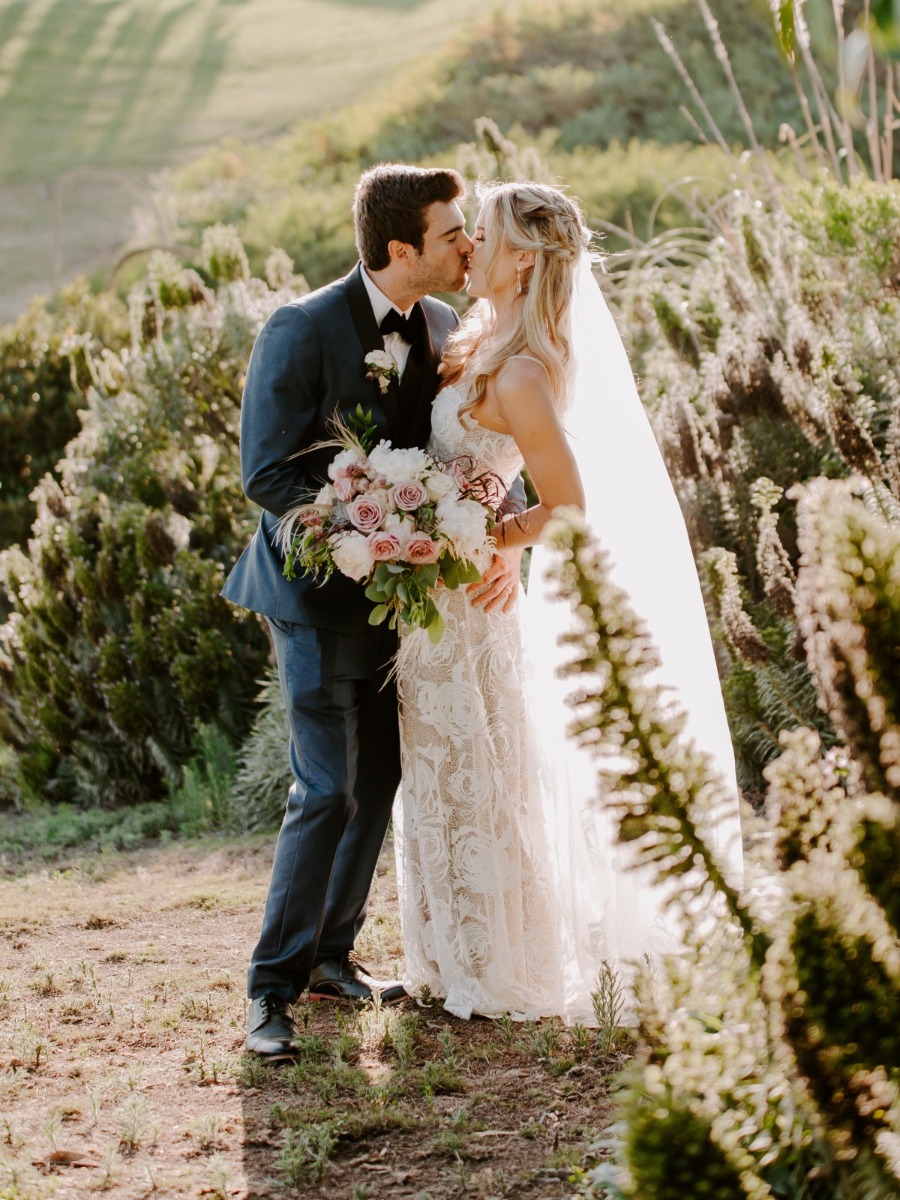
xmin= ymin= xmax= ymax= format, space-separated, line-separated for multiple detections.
xmin=548 ymin=478 xmax=900 ymax=1200
xmin=616 ymin=180 xmax=900 ymax=799
xmin=281 ymin=427 xmax=497 ymax=643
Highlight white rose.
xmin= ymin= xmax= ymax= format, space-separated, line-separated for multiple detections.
xmin=434 ymin=496 xmax=490 ymax=561
xmin=365 ymin=349 xmax=396 ymax=371
xmin=315 ymin=483 xmax=337 ymax=505
xmin=331 ymin=530 xmax=375 ymax=581
xmin=425 ymin=467 xmax=458 ymax=501
xmin=327 ymin=445 xmax=367 ymax=482
xmin=369 ymin=442 xmax=429 ymax=483
xmin=384 ymin=512 xmax=415 ymax=548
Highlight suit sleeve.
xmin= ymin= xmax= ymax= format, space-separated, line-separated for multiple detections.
xmin=239 ymin=304 xmax=323 ymax=519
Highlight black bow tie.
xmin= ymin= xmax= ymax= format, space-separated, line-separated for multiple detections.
xmin=379 ymin=307 xmax=418 ymax=342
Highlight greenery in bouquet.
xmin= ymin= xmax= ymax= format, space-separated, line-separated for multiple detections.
xmin=281 ymin=417 xmax=498 ymax=643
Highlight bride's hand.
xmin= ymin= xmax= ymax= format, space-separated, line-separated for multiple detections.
xmin=467 ymin=548 xmax=523 ymax=613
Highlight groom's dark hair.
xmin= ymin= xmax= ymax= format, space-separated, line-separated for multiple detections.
xmin=353 ymin=164 xmax=466 ymax=270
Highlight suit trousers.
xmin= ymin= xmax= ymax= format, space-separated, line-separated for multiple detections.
xmin=247 ymin=617 xmax=401 ymax=1000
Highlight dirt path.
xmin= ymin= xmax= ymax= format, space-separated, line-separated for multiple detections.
xmin=0 ymin=837 xmax=620 ymax=1199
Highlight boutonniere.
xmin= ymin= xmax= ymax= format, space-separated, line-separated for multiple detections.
xmin=365 ymin=349 xmax=399 ymax=394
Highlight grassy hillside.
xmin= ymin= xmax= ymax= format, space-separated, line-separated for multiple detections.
xmin=0 ymin=0 xmax=530 ymax=319
xmin=171 ymin=0 xmax=807 ymax=288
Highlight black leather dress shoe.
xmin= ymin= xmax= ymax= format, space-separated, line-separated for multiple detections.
xmin=245 ymin=993 xmax=299 ymax=1058
xmin=308 ymin=955 xmax=407 ymax=1005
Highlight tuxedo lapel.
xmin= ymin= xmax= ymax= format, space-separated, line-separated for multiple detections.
xmin=343 ymin=264 xmax=403 ymax=435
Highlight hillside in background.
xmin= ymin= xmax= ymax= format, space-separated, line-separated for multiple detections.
xmin=0 ymin=0 xmax=531 ymax=320
xmin=170 ymin=0 xmax=809 ymax=287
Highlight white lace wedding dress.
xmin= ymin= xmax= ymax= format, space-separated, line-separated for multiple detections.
xmin=393 ymin=376 xmax=681 ymax=1024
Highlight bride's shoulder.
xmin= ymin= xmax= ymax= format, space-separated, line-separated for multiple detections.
xmin=495 ymin=353 xmax=551 ymax=392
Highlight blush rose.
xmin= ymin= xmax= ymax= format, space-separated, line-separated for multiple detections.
xmin=404 ymin=533 xmax=440 ymax=564
xmin=367 ymin=531 xmax=402 ymax=561
xmin=390 ymin=480 xmax=429 ymax=512
xmin=346 ymin=495 xmax=385 ymax=533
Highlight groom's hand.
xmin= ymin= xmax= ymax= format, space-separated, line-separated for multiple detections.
xmin=467 ymin=548 xmax=523 ymax=613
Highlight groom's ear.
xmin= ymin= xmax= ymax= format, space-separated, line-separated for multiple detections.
xmin=387 ymin=238 xmax=416 ymax=266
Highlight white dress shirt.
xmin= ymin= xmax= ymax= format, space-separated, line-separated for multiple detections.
xmin=361 ymin=268 xmax=414 ymax=380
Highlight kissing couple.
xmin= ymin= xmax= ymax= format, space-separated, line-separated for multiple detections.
xmin=222 ymin=164 xmax=744 ymax=1056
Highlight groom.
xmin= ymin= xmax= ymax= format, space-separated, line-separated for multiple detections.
xmin=223 ymin=164 xmax=521 ymax=1057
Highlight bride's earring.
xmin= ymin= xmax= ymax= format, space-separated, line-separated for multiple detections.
xmin=516 ymin=264 xmax=523 ymax=296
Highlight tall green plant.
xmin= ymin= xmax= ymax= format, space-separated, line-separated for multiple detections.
xmin=547 ymin=482 xmax=900 ymax=1199
xmin=613 ymin=180 xmax=900 ymax=795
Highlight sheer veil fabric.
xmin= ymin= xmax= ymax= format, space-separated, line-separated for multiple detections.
xmin=521 ymin=255 xmax=744 ymax=1001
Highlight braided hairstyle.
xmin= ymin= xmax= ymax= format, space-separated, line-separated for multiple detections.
xmin=441 ymin=181 xmax=592 ymax=419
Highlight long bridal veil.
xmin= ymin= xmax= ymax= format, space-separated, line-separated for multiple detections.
xmin=521 ymin=254 xmax=744 ymax=1007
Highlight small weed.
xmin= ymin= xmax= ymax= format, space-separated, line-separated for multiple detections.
xmin=42 ymin=1111 xmax=62 ymax=1151
xmin=118 ymin=1095 xmax=155 ymax=1153
xmin=570 ymin=1022 xmax=591 ymax=1054
xmin=419 ymin=1061 xmax=465 ymax=1096
xmin=278 ymin=1122 xmax=337 ymax=1187
xmin=352 ymin=1186 xmax=374 ymax=1200
xmin=30 ymin=969 xmax=61 ymax=998
xmin=436 ymin=1027 xmax=459 ymax=1067
xmin=518 ymin=1120 xmax=542 ymax=1139
xmin=97 ymin=1145 xmax=122 ymax=1190
xmin=205 ymin=1155 xmax=233 ymax=1199
xmin=548 ymin=1056 xmax=578 ymax=1075
xmin=388 ymin=1011 xmax=420 ymax=1068
xmin=190 ymin=1113 xmax=224 ymax=1152
xmin=237 ymin=1054 xmax=269 ymax=1088
xmin=526 ymin=1020 xmax=562 ymax=1059
xmin=1 ymin=1119 xmax=22 ymax=1149
xmin=495 ymin=1013 xmax=517 ymax=1044
xmin=592 ymin=961 xmax=626 ymax=1055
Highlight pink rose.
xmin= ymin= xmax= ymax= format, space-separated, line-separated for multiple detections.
xmin=447 ymin=461 xmax=470 ymax=491
xmin=404 ymin=533 xmax=440 ymax=564
xmin=347 ymin=495 xmax=385 ymax=533
xmin=368 ymin=531 xmax=402 ymax=561
xmin=390 ymin=479 xmax=429 ymax=512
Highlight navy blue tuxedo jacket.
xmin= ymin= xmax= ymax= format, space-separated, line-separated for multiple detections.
xmin=222 ymin=264 xmax=459 ymax=632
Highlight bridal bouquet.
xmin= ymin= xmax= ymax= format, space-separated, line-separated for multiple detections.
xmin=280 ymin=417 xmax=498 ymax=643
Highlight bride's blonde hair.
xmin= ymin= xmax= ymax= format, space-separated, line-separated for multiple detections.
xmin=441 ymin=181 xmax=591 ymax=418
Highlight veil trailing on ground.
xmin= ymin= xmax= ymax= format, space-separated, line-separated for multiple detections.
xmin=521 ymin=254 xmax=744 ymax=1004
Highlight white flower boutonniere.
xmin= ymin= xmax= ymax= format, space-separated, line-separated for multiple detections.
xmin=365 ymin=349 xmax=399 ymax=394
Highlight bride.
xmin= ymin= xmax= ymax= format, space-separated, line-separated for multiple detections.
xmin=393 ymin=181 xmax=744 ymax=1023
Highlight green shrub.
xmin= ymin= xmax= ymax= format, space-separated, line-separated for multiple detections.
xmin=0 ymin=284 xmax=128 ymax=558
xmin=0 ymin=243 xmax=303 ymax=809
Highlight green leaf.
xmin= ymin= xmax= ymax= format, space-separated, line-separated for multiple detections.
xmin=440 ymin=556 xmax=460 ymax=590
xmin=418 ymin=562 xmax=440 ymax=589
xmin=368 ymin=604 xmax=390 ymax=626
xmin=455 ymin=560 xmax=482 ymax=585
xmin=364 ymin=582 xmax=384 ymax=603
xmin=773 ymin=0 xmax=796 ymax=63
xmin=427 ymin=609 xmax=445 ymax=644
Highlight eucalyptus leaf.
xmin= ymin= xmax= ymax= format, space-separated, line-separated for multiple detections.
xmin=368 ymin=604 xmax=389 ymax=626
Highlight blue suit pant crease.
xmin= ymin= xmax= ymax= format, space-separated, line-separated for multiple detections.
xmin=247 ymin=617 xmax=401 ymax=1001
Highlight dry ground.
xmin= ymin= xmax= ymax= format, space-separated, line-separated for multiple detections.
xmin=0 ymin=836 xmax=623 ymax=1199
